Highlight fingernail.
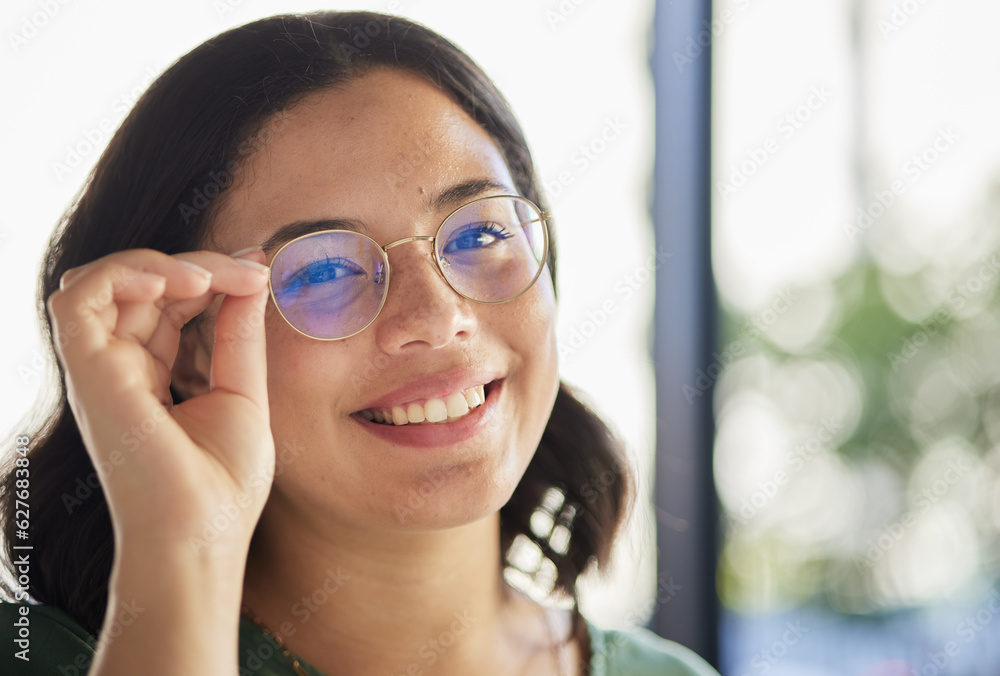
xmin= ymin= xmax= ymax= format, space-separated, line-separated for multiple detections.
xmin=178 ymin=260 xmax=212 ymax=279
xmin=229 ymin=246 xmax=262 ymax=258
xmin=234 ymin=258 xmax=270 ymax=275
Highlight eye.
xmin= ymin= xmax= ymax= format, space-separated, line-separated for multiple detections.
xmin=280 ymin=256 xmax=365 ymax=294
xmin=441 ymin=222 xmax=514 ymax=255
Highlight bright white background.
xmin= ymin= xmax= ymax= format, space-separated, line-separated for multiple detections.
xmin=0 ymin=1 xmax=657 ymax=628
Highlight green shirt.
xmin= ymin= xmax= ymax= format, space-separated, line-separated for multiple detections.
xmin=0 ymin=602 xmax=719 ymax=675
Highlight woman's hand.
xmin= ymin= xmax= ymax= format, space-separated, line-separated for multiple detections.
xmin=47 ymin=248 xmax=273 ymax=556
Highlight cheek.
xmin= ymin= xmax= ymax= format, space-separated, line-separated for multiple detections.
xmin=262 ymin=321 xmax=341 ymax=420
xmin=515 ymin=272 xmax=558 ymax=359
xmin=502 ymin=273 xmax=559 ymax=408
xmin=264 ymin=336 xmax=320 ymax=450
xmin=262 ymin=315 xmax=378 ymax=424
xmin=265 ymin=320 xmax=306 ymax=386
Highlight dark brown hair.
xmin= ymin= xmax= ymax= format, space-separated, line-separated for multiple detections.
xmin=0 ymin=11 xmax=632 ymax=638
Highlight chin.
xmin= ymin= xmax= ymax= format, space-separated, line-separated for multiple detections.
xmin=377 ymin=460 xmax=524 ymax=531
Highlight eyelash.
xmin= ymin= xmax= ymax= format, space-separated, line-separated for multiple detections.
xmin=283 ymin=256 xmax=364 ymax=291
xmin=444 ymin=222 xmax=514 ymax=249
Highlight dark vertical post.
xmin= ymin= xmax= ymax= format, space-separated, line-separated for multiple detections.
xmin=650 ymin=0 xmax=718 ymax=665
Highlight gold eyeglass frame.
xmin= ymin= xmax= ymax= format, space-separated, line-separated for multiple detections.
xmin=266 ymin=194 xmax=552 ymax=341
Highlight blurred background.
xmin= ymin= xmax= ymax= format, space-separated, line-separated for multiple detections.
xmin=715 ymin=0 xmax=1000 ymax=673
xmin=5 ymin=0 xmax=1000 ymax=674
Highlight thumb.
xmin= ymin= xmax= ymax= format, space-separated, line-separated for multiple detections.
xmin=210 ymin=275 xmax=270 ymax=420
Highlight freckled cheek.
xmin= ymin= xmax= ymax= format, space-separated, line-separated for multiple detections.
xmin=263 ymin=327 xmax=322 ymax=405
xmin=265 ymin=321 xmax=303 ymax=372
xmin=516 ymin=277 xmax=558 ymax=356
xmin=500 ymin=283 xmax=558 ymax=399
xmin=263 ymin=322 xmax=363 ymax=418
xmin=525 ymin=280 xmax=560 ymax=405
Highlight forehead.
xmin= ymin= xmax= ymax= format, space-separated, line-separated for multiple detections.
xmin=210 ymin=68 xmax=514 ymax=248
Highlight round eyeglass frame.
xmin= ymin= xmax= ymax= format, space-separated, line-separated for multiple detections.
xmin=266 ymin=194 xmax=552 ymax=341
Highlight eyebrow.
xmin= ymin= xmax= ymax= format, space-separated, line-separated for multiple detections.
xmin=259 ymin=178 xmax=514 ymax=254
xmin=432 ymin=179 xmax=512 ymax=211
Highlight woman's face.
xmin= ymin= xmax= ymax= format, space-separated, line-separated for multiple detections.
xmin=206 ymin=68 xmax=559 ymax=531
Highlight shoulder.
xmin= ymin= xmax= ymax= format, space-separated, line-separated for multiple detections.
xmin=585 ymin=619 xmax=720 ymax=676
xmin=0 ymin=601 xmax=96 ymax=674
xmin=0 ymin=602 xmax=300 ymax=676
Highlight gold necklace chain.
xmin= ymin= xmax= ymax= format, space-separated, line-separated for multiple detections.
xmin=240 ymin=603 xmax=570 ymax=676
xmin=242 ymin=605 xmax=310 ymax=676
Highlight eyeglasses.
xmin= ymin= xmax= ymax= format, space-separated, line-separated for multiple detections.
xmin=267 ymin=195 xmax=551 ymax=340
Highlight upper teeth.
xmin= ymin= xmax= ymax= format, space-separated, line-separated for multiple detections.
xmin=361 ymin=384 xmax=487 ymax=425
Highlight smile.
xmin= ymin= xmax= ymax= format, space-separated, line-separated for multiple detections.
xmin=360 ymin=383 xmax=488 ymax=426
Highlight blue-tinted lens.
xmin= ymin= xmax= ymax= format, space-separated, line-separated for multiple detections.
xmin=269 ymin=231 xmax=388 ymax=339
xmin=436 ymin=196 xmax=546 ymax=302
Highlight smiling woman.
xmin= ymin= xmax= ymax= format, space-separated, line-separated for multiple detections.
xmin=0 ymin=11 xmax=717 ymax=676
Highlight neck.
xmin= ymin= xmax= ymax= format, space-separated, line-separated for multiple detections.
xmin=242 ymin=493 xmax=543 ymax=676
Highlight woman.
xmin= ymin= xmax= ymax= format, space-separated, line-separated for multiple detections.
xmin=0 ymin=11 xmax=718 ymax=675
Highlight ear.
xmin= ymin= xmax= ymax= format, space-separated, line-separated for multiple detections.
xmin=171 ymin=325 xmax=212 ymax=401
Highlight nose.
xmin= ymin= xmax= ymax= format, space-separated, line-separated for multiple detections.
xmin=373 ymin=243 xmax=478 ymax=353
